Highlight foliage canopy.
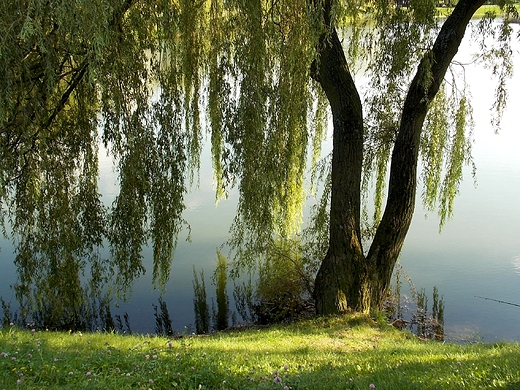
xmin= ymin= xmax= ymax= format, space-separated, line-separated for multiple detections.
xmin=1 ymin=0 xmax=518 ymax=324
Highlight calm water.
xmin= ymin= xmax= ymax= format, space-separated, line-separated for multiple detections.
xmin=1 ymin=22 xmax=519 ymax=341
xmin=401 ymin=24 xmax=520 ymax=341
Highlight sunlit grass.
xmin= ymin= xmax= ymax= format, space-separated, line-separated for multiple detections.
xmin=438 ymin=4 xmax=520 ymax=18
xmin=1 ymin=315 xmax=519 ymax=389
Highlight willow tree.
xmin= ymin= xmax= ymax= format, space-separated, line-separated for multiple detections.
xmin=0 ymin=0 xmax=517 ymax=325
xmin=310 ymin=0 xmax=517 ymax=313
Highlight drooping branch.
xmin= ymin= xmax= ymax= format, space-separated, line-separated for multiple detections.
xmin=42 ymin=59 xmax=89 ymax=129
xmin=44 ymin=0 xmax=137 ymax=129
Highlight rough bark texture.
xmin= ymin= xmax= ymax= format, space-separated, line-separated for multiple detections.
xmin=313 ymin=0 xmax=486 ymax=314
xmin=311 ymin=0 xmax=365 ymax=313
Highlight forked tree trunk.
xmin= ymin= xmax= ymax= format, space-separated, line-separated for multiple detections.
xmin=312 ymin=0 xmax=486 ymax=315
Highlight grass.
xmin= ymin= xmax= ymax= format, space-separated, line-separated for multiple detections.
xmin=437 ymin=4 xmax=520 ymax=18
xmin=1 ymin=315 xmax=520 ymax=389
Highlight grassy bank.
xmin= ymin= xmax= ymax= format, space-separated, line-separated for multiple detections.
xmin=1 ymin=315 xmax=519 ymax=389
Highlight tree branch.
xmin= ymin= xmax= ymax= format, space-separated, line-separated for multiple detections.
xmin=42 ymin=58 xmax=89 ymax=129
xmin=369 ymin=0 xmax=486 ymax=264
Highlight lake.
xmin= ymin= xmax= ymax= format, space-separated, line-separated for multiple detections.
xmin=1 ymin=21 xmax=519 ymax=342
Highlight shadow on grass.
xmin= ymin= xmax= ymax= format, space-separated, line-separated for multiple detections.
xmin=1 ymin=318 xmax=519 ymax=389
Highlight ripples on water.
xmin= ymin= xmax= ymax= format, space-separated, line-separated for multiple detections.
xmin=512 ymin=256 xmax=520 ymax=275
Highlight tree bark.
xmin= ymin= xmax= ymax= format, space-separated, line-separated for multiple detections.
xmin=313 ymin=0 xmax=486 ymax=314
xmin=311 ymin=5 xmax=366 ymax=312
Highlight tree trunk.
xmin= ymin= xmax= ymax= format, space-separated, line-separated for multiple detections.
xmin=313 ymin=0 xmax=486 ymax=315
xmin=311 ymin=8 xmax=366 ymax=312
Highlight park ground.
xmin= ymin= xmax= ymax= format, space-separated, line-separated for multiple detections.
xmin=1 ymin=314 xmax=519 ymax=389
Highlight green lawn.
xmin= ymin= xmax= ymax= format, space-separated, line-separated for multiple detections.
xmin=1 ymin=315 xmax=519 ymax=389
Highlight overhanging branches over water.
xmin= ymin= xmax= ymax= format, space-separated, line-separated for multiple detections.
xmin=0 ymin=0 xmax=517 ymax=327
